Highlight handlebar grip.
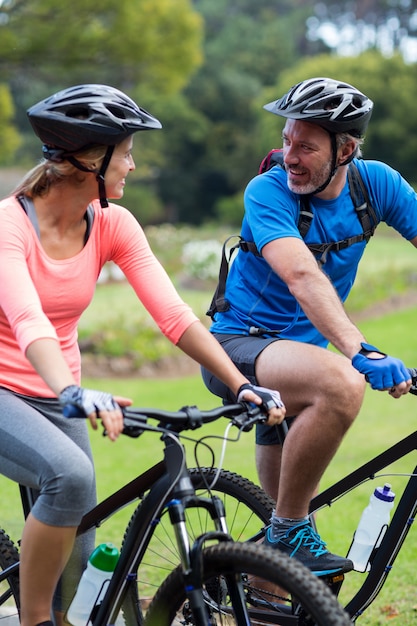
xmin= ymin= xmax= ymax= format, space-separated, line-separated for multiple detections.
xmin=62 ymin=404 xmax=86 ymax=418
xmin=408 ymin=367 xmax=417 ymax=395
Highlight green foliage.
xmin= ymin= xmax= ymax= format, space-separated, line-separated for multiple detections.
xmin=214 ymin=190 xmax=245 ymax=226
xmin=0 ymin=84 xmax=21 ymax=165
xmin=0 ymin=0 xmax=203 ymax=95
xmin=346 ymin=225 xmax=417 ymax=312
xmin=149 ymin=1 xmax=317 ymax=223
xmin=3 ymin=2 xmax=417 ymax=226
xmin=115 ymin=181 xmax=165 ymax=226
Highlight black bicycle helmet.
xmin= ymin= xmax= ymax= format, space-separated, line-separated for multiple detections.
xmin=264 ymin=77 xmax=373 ymax=138
xmin=27 ymin=84 xmax=162 ymax=207
xmin=27 ymin=84 xmax=162 ymax=152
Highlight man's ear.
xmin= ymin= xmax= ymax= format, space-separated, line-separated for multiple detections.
xmin=338 ymin=140 xmax=357 ymax=166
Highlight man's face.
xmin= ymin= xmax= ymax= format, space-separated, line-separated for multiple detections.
xmin=282 ymin=119 xmax=332 ymax=195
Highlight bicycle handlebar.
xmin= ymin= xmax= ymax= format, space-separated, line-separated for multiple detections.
xmin=63 ymin=401 xmax=266 ymax=437
xmin=62 ymin=366 xmax=417 ymax=433
xmin=407 ymin=367 xmax=417 ymax=395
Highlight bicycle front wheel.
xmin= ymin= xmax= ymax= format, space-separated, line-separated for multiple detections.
xmin=0 ymin=529 xmax=20 ymax=623
xmin=144 ymin=542 xmax=351 ymax=626
xmin=134 ymin=467 xmax=274 ymax=603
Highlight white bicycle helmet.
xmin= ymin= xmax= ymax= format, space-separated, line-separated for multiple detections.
xmin=264 ymin=77 xmax=373 ymax=138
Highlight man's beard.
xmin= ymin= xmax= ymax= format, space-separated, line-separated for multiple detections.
xmin=286 ymin=160 xmax=333 ymax=195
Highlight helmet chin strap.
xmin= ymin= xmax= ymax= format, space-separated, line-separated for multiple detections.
xmin=307 ymin=134 xmax=359 ymax=197
xmin=308 ymin=133 xmax=338 ymax=196
xmin=95 ymin=146 xmax=114 ymax=208
xmin=66 ymin=145 xmax=115 ymax=208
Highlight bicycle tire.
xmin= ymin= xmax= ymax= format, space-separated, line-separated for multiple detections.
xmin=144 ymin=541 xmax=351 ymax=626
xmin=0 ymin=529 xmax=20 ymax=622
xmin=120 ymin=467 xmax=274 ymax=624
xmin=138 ymin=468 xmax=273 ymax=596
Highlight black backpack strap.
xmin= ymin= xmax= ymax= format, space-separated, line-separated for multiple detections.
xmin=297 ymin=196 xmax=313 ymax=238
xmin=347 ymin=161 xmax=377 ymax=240
xmin=307 ymin=232 xmax=373 ymax=266
xmin=207 ymin=235 xmax=246 ymax=318
xmin=207 ymin=156 xmax=379 ymax=317
xmin=301 ymin=162 xmax=378 ymax=265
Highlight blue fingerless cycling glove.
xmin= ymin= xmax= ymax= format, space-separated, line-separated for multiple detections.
xmin=352 ymin=342 xmax=410 ymax=390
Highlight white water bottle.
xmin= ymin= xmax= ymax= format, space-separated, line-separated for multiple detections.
xmin=347 ymin=483 xmax=395 ymax=572
xmin=67 ymin=542 xmax=119 ymax=626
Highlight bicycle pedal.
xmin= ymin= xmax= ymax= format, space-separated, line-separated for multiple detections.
xmin=322 ymin=572 xmax=344 ymax=596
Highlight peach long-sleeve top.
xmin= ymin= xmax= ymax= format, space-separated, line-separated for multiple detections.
xmin=0 ymin=196 xmax=198 ymax=396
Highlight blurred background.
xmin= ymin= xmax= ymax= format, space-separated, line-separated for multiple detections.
xmin=1 ymin=0 xmax=417 ymax=227
xmin=3 ymin=1 xmax=417 ymax=370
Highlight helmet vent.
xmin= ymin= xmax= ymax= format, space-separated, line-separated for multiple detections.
xmin=66 ymin=106 xmax=90 ymax=120
xmin=107 ymin=105 xmax=127 ymax=119
xmin=27 ymin=83 xmax=162 ymax=152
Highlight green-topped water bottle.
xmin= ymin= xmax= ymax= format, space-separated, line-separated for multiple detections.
xmin=66 ymin=542 xmax=119 ymax=626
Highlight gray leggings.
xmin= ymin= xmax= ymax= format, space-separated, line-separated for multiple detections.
xmin=0 ymin=387 xmax=96 ymax=610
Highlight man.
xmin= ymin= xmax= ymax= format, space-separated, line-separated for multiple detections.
xmin=202 ymin=77 xmax=415 ymax=576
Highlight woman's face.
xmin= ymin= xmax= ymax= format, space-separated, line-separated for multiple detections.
xmin=104 ymin=136 xmax=135 ymax=200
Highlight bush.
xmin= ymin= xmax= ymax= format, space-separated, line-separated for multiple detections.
xmin=181 ymin=239 xmax=223 ymax=281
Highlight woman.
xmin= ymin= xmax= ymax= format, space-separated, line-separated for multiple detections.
xmin=0 ymin=84 xmax=284 ymax=626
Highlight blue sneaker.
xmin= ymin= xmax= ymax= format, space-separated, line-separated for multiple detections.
xmin=264 ymin=521 xmax=353 ymax=576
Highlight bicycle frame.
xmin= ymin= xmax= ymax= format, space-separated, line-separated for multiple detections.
xmin=92 ymin=428 xmax=250 ymax=625
xmin=15 ymin=448 xmax=233 ymax=626
xmin=309 ymin=429 xmax=417 ymax=621
xmin=3 ymin=401 xmax=268 ymax=626
xmin=0 ymin=398 xmax=349 ymax=626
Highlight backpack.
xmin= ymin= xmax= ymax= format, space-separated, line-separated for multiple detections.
xmin=207 ymin=149 xmax=378 ymax=319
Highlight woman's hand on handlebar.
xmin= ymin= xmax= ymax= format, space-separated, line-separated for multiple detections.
xmin=96 ymin=395 xmax=132 ymax=440
xmin=59 ymin=385 xmax=132 ymax=440
xmin=237 ymin=383 xmax=286 ymax=425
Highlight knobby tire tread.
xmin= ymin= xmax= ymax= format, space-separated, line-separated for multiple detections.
xmin=0 ymin=529 xmax=20 ymax=619
xmin=145 ymin=542 xmax=351 ymax=626
xmin=121 ymin=467 xmax=274 ymax=624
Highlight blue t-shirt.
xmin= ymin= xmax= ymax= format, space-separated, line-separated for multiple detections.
xmin=210 ymin=159 xmax=417 ymax=346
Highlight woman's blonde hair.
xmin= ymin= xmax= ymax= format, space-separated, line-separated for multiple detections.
xmin=12 ymin=145 xmax=107 ymax=198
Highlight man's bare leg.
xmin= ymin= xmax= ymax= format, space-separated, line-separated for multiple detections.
xmin=254 ymin=340 xmax=365 ymax=573
xmin=255 ymin=443 xmax=281 ymax=501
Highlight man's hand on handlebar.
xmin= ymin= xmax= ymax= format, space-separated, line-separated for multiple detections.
xmin=351 ymin=343 xmax=411 ymax=397
xmin=237 ymin=383 xmax=286 ymax=425
xmin=59 ymin=385 xmax=132 ymax=440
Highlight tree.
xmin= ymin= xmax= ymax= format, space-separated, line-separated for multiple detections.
xmin=154 ymin=0 xmax=316 ymax=223
xmin=0 ymin=0 xmax=204 ymax=214
xmin=0 ymin=84 xmax=21 ymax=165
xmin=0 ymin=0 xmax=203 ymax=95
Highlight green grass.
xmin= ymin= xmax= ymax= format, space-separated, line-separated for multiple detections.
xmin=88 ymin=308 xmax=417 ymax=624
xmin=346 ymin=226 xmax=417 ymax=314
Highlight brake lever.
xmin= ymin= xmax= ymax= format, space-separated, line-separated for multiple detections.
xmin=232 ymin=405 xmax=266 ymax=432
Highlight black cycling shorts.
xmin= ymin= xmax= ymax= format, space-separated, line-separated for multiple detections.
xmin=201 ymin=333 xmax=293 ymax=445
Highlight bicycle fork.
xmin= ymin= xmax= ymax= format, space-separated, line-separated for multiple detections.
xmin=166 ymin=478 xmax=251 ymax=625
